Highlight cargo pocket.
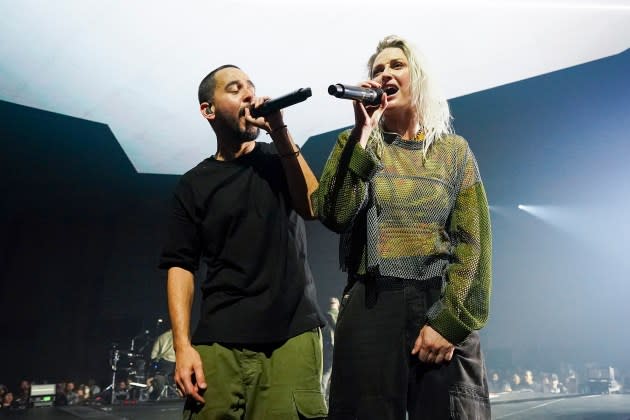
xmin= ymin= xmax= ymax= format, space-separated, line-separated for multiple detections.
xmin=294 ymin=389 xmax=328 ymax=419
xmin=448 ymin=383 xmax=490 ymax=420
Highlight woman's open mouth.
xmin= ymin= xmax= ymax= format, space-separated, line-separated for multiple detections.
xmin=383 ymin=85 xmax=398 ymax=97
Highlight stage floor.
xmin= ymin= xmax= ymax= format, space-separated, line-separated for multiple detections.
xmin=0 ymin=400 xmax=184 ymax=420
xmin=492 ymin=392 xmax=630 ymax=419
xmin=1 ymin=394 xmax=630 ymax=419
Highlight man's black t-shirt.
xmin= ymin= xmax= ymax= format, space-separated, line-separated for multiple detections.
xmin=159 ymin=142 xmax=324 ymax=344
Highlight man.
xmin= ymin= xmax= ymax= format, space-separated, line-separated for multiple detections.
xmin=159 ymin=65 xmax=327 ymax=419
xmin=150 ymin=329 xmax=176 ymax=371
xmin=148 ymin=329 xmax=176 ymax=400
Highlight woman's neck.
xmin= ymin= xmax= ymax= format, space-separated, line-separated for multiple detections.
xmin=382 ymin=109 xmax=421 ymax=140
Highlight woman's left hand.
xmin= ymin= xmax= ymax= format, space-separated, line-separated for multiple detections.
xmin=411 ymin=325 xmax=455 ymax=364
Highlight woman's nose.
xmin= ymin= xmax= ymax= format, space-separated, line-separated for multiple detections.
xmin=380 ymin=68 xmax=392 ymax=82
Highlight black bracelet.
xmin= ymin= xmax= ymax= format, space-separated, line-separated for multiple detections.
xmin=279 ymin=145 xmax=301 ymax=158
xmin=266 ymin=124 xmax=287 ymax=135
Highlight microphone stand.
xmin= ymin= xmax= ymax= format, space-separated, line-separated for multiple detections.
xmin=110 ymin=348 xmax=120 ymax=405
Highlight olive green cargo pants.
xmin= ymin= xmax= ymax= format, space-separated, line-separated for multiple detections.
xmin=183 ymin=328 xmax=328 ymax=420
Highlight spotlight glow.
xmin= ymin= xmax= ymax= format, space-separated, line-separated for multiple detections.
xmin=515 ymin=205 xmax=580 ymax=234
xmin=516 ymin=204 xmax=560 ymax=219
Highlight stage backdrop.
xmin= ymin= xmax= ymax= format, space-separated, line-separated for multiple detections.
xmin=1 ymin=49 xmax=628 ymax=387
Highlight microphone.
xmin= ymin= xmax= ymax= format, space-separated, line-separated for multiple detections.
xmin=250 ymin=87 xmax=312 ymax=118
xmin=328 ymin=84 xmax=384 ymax=106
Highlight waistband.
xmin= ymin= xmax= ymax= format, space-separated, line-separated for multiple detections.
xmin=349 ymin=275 xmax=444 ymax=309
xmin=352 ymin=274 xmax=444 ymax=291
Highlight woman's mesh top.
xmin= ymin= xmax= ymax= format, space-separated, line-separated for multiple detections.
xmin=312 ymin=129 xmax=492 ymax=344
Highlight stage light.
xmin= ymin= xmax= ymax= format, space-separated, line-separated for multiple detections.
xmin=518 ymin=204 xmax=553 ymax=222
xmin=515 ymin=204 xmax=584 ymax=237
xmin=516 ymin=204 xmax=557 ymax=219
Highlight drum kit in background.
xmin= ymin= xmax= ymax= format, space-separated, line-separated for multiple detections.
xmin=102 ymin=321 xmax=181 ymax=404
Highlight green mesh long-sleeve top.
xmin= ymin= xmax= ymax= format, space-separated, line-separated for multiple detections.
xmin=312 ymin=130 xmax=492 ymax=344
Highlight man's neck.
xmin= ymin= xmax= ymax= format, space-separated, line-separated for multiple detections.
xmin=215 ymin=139 xmax=256 ymax=161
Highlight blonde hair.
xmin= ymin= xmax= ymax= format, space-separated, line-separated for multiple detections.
xmin=367 ymin=35 xmax=453 ymax=157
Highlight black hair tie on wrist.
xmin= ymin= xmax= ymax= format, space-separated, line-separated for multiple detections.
xmin=266 ymin=124 xmax=287 ymax=135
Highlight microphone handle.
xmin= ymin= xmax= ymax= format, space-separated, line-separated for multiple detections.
xmin=327 ymin=84 xmax=383 ymax=106
xmin=251 ymin=87 xmax=312 ymax=118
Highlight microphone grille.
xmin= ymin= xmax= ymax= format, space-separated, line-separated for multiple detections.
xmin=328 ymin=84 xmax=343 ymax=97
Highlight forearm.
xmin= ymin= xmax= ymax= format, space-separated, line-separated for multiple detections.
xmin=312 ymin=131 xmax=381 ymax=232
xmin=269 ymin=126 xmax=319 ymax=219
xmin=428 ymin=182 xmax=492 ymax=343
xmin=167 ymin=267 xmax=195 ymax=352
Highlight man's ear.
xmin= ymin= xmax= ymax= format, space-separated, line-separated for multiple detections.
xmin=201 ymin=103 xmax=214 ymax=119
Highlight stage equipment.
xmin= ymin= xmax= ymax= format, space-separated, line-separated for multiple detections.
xmin=30 ymin=384 xmax=56 ymax=407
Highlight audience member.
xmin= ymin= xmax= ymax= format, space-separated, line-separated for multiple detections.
xmin=488 ymin=371 xmax=510 ymax=394
xmin=54 ymin=382 xmax=68 ymax=406
xmin=550 ymin=373 xmax=567 ymax=394
xmin=565 ymin=369 xmax=578 ymax=394
xmin=509 ymin=372 xmax=524 ymax=391
xmin=1 ymin=392 xmax=14 ymax=409
xmin=115 ymin=380 xmax=130 ymax=401
xmin=87 ymin=378 xmax=101 ymax=398
xmin=0 ymin=385 xmax=7 ymax=403
xmin=522 ymin=370 xmax=542 ymax=392
xmin=65 ymin=381 xmax=79 ymax=405
xmin=15 ymin=379 xmax=30 ymax=406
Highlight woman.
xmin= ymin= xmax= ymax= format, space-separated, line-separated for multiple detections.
xmin=313 ymin=35 xmax=492 ymax=419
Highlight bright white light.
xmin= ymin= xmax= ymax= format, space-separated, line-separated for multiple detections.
xmin=516 ymin=204 xmax=565 ymax=220
xmin=511 ymin=203 xmax=630 ymax=264
xmin=515 ymin=205 xmax=586 ymax=238
xmin=472 ymin=0 xmax=630 ymax=10
xmin=0 ymin=1 xmax=628 ymax=174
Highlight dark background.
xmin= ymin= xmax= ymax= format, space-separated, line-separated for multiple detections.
xmin=1 ymin=49 xmax=629 ymax=388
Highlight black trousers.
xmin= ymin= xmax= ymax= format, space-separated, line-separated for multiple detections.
xmin=328 ymin=278 xmax=490 ymax=420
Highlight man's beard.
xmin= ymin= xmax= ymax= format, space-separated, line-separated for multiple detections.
xmin=240 ymin=124 xmax=260 ymax=141
xmin=218 ymin=110 xmax=260 ymax=142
